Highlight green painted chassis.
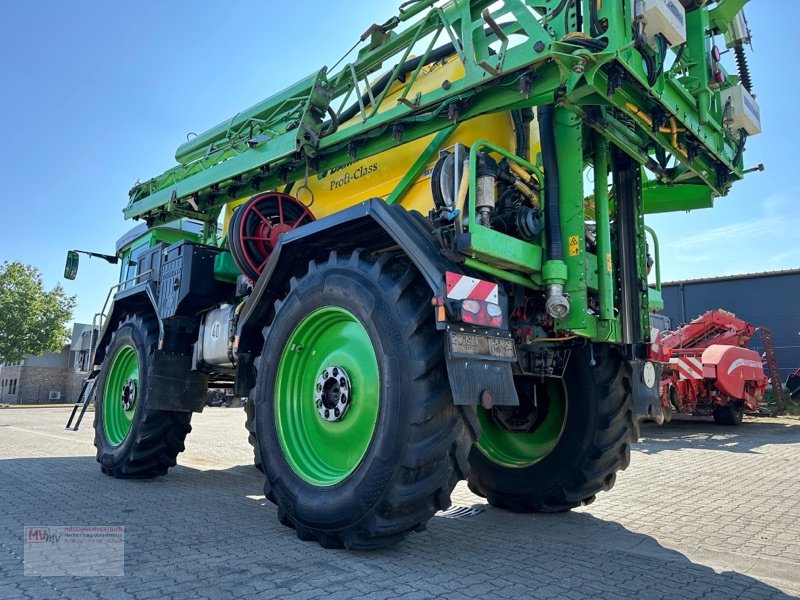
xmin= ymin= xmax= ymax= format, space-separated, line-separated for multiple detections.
xmin=119 ymin=0 xmax=752 ymax=344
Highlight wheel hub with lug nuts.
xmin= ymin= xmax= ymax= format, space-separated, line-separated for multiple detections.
xmin=121 ymin=378 xmax=137 ymax=411
xmin=315 ymin=365 xmax=351 ymax=422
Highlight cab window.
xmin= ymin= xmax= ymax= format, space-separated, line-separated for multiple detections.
xmin=119 ymin=243 xmax=149 ymax=289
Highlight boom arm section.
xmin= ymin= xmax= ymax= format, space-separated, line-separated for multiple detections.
xmin=124 ymin=0 xmax=758 ymax=227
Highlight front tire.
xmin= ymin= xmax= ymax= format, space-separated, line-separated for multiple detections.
xmin=467 ymin=345 xmax=636 ymax=512
xmin=253 ymin=251 xmax=472 ymax=549
xmin=93 ymin=314 xmax=192 ymax=478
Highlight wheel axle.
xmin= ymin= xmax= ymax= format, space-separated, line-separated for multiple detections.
xmin=315 ymin=365 xmax=351 ymax=422
xmin=121 ymin=378 xmax=137 ymax=411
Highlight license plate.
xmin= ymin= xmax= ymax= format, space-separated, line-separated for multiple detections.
xmin=449 ymin=332 xmax=516 ymax=360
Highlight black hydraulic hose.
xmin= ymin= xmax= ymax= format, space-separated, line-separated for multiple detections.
xmin=654 ymin=35 xmax=666 ymax=81
xmin=547 ymin=0 xmax=571 ymax=22
xmin=636 ymin=33 xmax=658 ymax=86
xmin=511 ymin=110 xmax=523 ymax=155
xmin=589 ymin=0 xmax=601 ymax=37
xmin=564 ymin=0 xmax=576 ymax=34
xmin=537 ymin=104 xmax=562 ymax=260
xmin=563 ymin=36 xmax=608 ymax=50
xmin=511 ymin=109 xmax=532 ymax=160
xmin=733 ymin=129 xmax=748 ymax=165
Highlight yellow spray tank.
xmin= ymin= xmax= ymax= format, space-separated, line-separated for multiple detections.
xmin=222 ymin=55 xmax=540 ymax=231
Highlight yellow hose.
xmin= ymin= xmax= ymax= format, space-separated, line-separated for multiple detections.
xmin=625 ymin=102 xmax=688 ymax=159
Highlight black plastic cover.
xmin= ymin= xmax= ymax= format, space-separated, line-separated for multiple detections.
xmin=158 ymin=241 xmax=230 ymax=320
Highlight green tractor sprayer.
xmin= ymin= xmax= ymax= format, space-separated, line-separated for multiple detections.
xmin=65 ymin=0 xmax=760 ymax=549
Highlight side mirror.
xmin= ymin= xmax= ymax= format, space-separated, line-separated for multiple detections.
xmin=64 ymin=251 xmax=79 ymax=280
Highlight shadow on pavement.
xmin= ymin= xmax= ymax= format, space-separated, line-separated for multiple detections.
xmin=636 ymin=418 xmax=799 ymax=455
xmin=422 ymin=507 xmax=796 ymax=599
xmin=0 ymin=455 xmax=794 ymax=598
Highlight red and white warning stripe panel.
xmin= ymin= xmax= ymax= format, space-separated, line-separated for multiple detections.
xmin=445 ymin=272 xmax=499 ymax=303
xmin=670 ymin=356 xmax=704 ymax=380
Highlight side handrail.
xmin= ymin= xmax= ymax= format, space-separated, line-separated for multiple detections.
xmin=88 ymin=270 xmax=153 ymax=367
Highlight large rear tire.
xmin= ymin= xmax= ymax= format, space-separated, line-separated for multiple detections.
xmin=93 ymin=314 xmax=192 ymax=478
xmin=467 ymin=345 xmax=636 ymax=512
xmin=253 ymin=251 xmax=472 ymax=549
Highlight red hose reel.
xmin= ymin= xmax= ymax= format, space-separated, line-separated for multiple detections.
xmin=227 ymin=192 xmax=315 ymax=280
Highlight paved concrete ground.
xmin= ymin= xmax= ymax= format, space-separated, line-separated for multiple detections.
xmin=1 ymin=406 xmax=798 ymax=599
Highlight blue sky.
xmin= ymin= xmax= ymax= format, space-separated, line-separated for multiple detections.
xmin=0 ymin=1 xmax=796 ymax=326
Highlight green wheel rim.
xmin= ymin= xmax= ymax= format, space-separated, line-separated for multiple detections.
xmin=274 ymin=306 xmax=380 ymax=486
xmin=475 ymin=380 xmax=567 ymax=468
xmin=102 ymin=345 xmax=139 ymax=447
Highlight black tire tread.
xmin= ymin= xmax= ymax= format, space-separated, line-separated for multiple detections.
xmin=94 ymin=314 xmax=192 ymax=479
xmin=468 ymin=346 xmax=638 ymax=512
xmin=255 ymin=251 xmax=472 ymax=550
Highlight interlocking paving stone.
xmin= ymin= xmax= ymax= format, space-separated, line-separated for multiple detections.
xmin=1 ymin=407 xmax=798 ymax=599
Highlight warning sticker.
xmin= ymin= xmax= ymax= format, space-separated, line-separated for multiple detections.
xmin=605 ymin=252 xmax=612 ymax=273
xmin=568 ymin=235 xmax=580 ymax=256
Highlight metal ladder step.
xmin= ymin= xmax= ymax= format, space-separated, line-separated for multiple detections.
xmin=65 ymin=372 xmax=99 ymax=431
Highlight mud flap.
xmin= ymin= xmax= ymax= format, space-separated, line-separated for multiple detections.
xmin=628 ymin=358 xmax=664 ymax=423
xmin=445 ymin=355 xmax=519 ymax=406
xmin=147 ymin=350 xmax=208 ymax=412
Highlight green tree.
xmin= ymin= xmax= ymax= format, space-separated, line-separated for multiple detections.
xmin=0 ymin=262 xmax=76 ymax=363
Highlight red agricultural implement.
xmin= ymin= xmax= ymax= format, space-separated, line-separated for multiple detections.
xmin=650 ymin=310 xmax=783 ymax=425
